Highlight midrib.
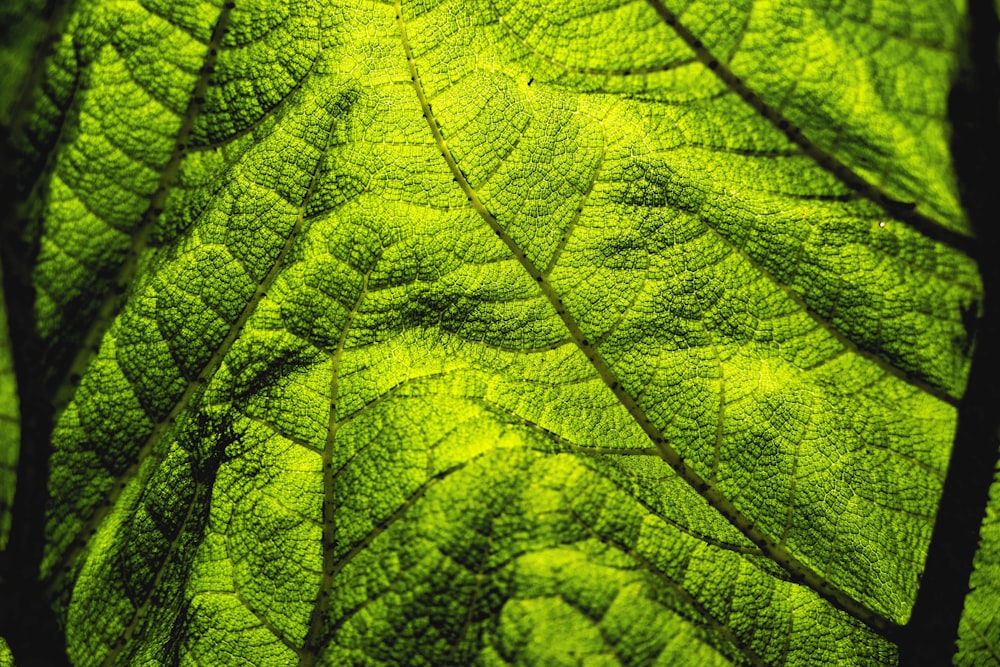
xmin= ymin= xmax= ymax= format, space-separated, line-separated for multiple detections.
xmin=395 ymin=0 xmax=898 ymax=639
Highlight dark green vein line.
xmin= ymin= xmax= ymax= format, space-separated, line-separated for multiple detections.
xmin=478 ymin=394 xmax=764 ymax=556
xmin=187 ymin=30 xmax=324 ymax=153
xmin=475 ymin=396 xmax=663 ymax=458
xmin=965 ymin=617 xmax=1000 ymax=664
xmin=643 ymin=0 xmax=977 ymax=258
xmin=51 ymin=1 xmax=235 ymax=417
xmin=226 ymin=538 xmax=305 ymax=657
xmin=232 ymin=588 xmax=303 ymax=656
xmin=299 ymin=261 xmax=374 ymax=665
xmin=566 ymin=505 xmax=769 ymax=667
xmin=338 ymin=370 xmax=454 ymax=427
xmin=695 ymin=213 xmax=962 ymax=408
xmin=101 ymin=477 xmax=205 ymax=667
xmin=300 ymin=461 xmax=472 ymax=663
xmin=543 ymin=135 xmax=605 ymax=277
xmin=398 ymin=0 xmax=897 ymax=637
xmin=238 ymin=412 xmax=321 ymax=453
xmin=43 ymin=64 xmax=338 ymax=600
xmin=0 ymin=0 xmax=77 ymax=186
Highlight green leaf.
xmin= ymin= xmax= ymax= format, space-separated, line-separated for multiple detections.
xmin=0 ymin=636 xmax=15 ymax=667
xmin=644 ymin=0 xmax=968 ymax=230
xmin=5 ymin=0 xmax=985 ymax=665
xmin=0 ymin=260 xmax=16 ymax=550
xmin=956 ymin=457 xmax=1000 ymax=665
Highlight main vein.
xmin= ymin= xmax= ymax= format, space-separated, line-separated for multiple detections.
xmin=396 ymin=0 xmax=897 ymax=638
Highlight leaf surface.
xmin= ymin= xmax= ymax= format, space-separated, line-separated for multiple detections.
xmin=9 ymin=0 xmax=983 ymax=665
xmin=0 ymin=261 xmax=16 ymax=550
xmin=0 ymin=636 xmax=14 ymax=667
xmin=956 ymin=457 xmax=1000 ymax=666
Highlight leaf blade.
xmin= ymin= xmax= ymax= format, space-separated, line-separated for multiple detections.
xmin=13 ymin=0 xmax=982 ymax=664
